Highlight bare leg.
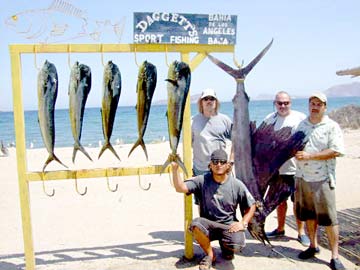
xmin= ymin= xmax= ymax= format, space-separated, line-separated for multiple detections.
xmin=293 ymin=202 xmax=306 ymax=235
xmin=306 ymin=219 xmax=318 ymax=248
xmin=192 ymin=227 xmax=215 ymax=260
xmin=325 ymin=225 xmax=339 ymax=259
xmin=277 ymin=200 xmax=287 ymax=232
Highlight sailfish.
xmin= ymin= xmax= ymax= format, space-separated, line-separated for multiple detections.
xmin=207 ymin=39 xmax=308 ymax=244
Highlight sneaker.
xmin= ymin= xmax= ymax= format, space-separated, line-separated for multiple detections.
xmin=298 ymin=247 xmax=320 ymax=259
xmin=330 ymin=258 xmax=345 ymax=270
xmin=266 ymin=229 xmax=285 ymax=238
xmin=297 ymin=234 xmax=310 ymax=246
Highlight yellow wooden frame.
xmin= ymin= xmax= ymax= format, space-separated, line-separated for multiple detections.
xmin=9 ymin=43 xmax=234 ymax=270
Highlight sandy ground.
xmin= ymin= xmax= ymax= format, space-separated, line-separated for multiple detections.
xmin=0 ymin=129 xmax=359 ymax=270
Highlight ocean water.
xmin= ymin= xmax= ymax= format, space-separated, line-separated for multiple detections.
xmin=0 ymin=96 xmax=359 ymax=149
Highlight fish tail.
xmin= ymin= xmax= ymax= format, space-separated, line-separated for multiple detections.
xmin=174 ymin=155 xmax=188 ymax=177
xmin=160 ymin=156 xmax=172 ymax=175
xmin=42 ymin=153 xmax=68 ymax=172
xmin=73 ymin=142 xmax=93 ymax=163
xmin=128 ymin=138 xmax=148 ymax=161
xmin=98 ymin=142 xmax=120 ymax=161
xmin=160 ymin=154 xmax=188 ymax=177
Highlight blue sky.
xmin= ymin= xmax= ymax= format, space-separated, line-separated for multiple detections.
xmin=1 ymin=0 xmax=359 ymax=111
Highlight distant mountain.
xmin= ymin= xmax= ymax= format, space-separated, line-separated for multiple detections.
xmin=324 ymin=82 xmax=360 ymax=97
xmin=254 ymin=81 xmax=360 ymax=100
xmin=152 ymin=82 xmax=360 ymax=105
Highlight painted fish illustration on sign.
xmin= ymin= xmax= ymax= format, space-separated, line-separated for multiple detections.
xmin=207 ymin=39 xmax=307 ymax=245
xmin=128 ymin=61 xmax=157 ymax=160
xmin=69 ymin=61 xmax=92 ymax=163
xmin=336 ymin=66 xmax=360 ymax=78
xmin=5 ymin=0 xmax=125 ymax=43
xmin=161 ymin=61 xmax=191 ymax=176
xmin=38 ymin=60 xmax=67 ymax=171
xmin=98 ymin=61 xmax=121 ymax=160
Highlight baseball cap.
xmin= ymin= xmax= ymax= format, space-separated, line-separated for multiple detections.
xmin=309 ymin=92 xmax=327 ymax=103
xmin=200 ymin=88 xmax=217 ymax=99
xmin=210 ymin=149 xmax=228 ymax=161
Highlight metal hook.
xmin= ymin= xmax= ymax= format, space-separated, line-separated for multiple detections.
xmin=33 ymin=46 xmax=41 ymax=71
xmin=106 ymin=169 xmax=118 ymax=192
xmin=137 ymin=169 xmax=151 ymax=191
xmin=165 ymin=45 xmax=170 ymax=67
xmin=233 ymin=47 xmax=242 ymax=68
xmin=134 ymin=45 xmax=140 ymax=67
xmin=100 ymin=44 xmax=106 ymax=67
xmin=74 ymin=171 xmax=87 ymax=196
xmin=41 ymin=171 xmax=55 ymax=197
xmin=67 ymin=44 xmax=72 ymax=69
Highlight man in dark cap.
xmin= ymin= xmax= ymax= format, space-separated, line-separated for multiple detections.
xmin=171 ymin=149 xmax=256 ymax=270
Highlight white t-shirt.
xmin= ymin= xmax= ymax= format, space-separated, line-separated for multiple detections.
xmin=263 ymin=110 xmax=306 ymax=175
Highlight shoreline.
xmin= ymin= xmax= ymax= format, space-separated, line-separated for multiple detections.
xmin=0 ymin=130 xmax=359 ymax=269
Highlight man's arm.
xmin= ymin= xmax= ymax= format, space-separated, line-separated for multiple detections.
xmin=171 ymin=162 xmax=190 ymax=193
xmin=295 ymin=149 xmax=340 ymax=161
xmin=228 ymin=203 xmax=256 ymax=232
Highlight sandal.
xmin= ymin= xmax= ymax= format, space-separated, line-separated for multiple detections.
xmin=199 ymin=255 xmax=213 ymax=270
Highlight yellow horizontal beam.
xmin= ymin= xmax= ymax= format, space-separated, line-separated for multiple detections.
xmin=26 ymin=165 xmax=170 ymax=182
xmin=9 ymin=43 xmax=234 ymax=54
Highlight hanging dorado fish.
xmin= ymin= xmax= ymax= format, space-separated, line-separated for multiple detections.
xmin=161 ymin=60 xmax=191 ymax=176
xmin=98 ymin=60 xmax=121 ymax=160
xmin=37 ymin=60 xmax=67 ymax=171
xmin=128 ymin=60 xmax=157 ymax=160
xmin=68 ymin=61 xmax=92 ymax=163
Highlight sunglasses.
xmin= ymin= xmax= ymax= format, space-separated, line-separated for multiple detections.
xmin=203 ymin=96 xmax=216 ymax=101
xmin=275 ymin=101 xmax=290 ymax=106
xmin=211 ymin=159 xmax=227 ymax=165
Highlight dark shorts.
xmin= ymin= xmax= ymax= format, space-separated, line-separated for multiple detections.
xmin=280 ymin=174 xmax=295 ymax=202
xmin=295 ymin=177 xmax=338 ymax=226
xmin=189 ymin=217 xmax=246 ymax=253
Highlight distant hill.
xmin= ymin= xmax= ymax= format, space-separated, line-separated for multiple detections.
xmin=254 ymin=81 xmax=360 ymax=100
xmin=152 ymin=81 xmax=360 ymax=104
xmin=324 ymin=82 xmax=360 ymax=97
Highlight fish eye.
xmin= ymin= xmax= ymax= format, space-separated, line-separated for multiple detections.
xmin=12 ymin=15 xmax=18 ymax=21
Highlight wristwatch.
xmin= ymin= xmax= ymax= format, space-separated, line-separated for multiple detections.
xmin=242 ymin=221 xmax=248 ymax=230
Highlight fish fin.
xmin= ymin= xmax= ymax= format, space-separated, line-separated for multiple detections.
xmin=43 ymin=153 xmax=67 ymax=172
xmin=73 ymin=142 xmax=93 ymax=163
xmin=247 ymin=202 xmax=271 ymax=245
xmin=128 ymin=138 xmax=148 ymax=161
xmin=160 ymin=156 xmax=171 ymax=175
xmin=160 ymin=154 xmax=188 ymax=177
xmin=242 ymin=39 xmax=274 ymax=77
xmin=174 ymin=155 xmax=188 ymax=178
xmin=98 ymin=142 xmax=121 ymax=161
xmin=165 ymin=79 xmax=178 ymax=87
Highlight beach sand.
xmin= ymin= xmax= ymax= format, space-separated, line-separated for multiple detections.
xmin=0 ymin=130 xmax=359 ymax=270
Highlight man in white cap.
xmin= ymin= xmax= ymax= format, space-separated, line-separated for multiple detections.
xmin=295 ymin=92 xmax=345 ymax=270
xmin=171 ymin=149 xmax=256 ymax=270
xmin=191 ymin=88 xmax=233 ymax=177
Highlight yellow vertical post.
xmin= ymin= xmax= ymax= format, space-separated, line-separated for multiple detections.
xmin=180 ymin=52 xmax=193 ymax=259
xmin=9 ymin=46 xmax=35 ymax=270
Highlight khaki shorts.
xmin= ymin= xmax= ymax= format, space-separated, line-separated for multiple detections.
xmin=295 ymin=177 xmax=338 ymax=226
